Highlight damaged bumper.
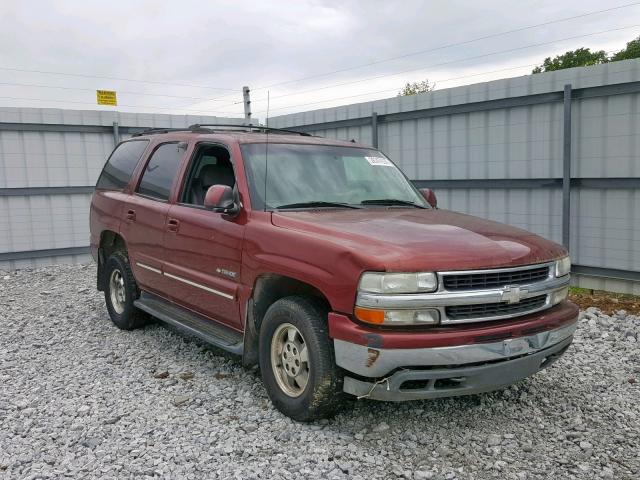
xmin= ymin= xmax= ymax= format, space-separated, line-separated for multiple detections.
xmin=329 ymin=301 xmax=579 ymax=401
xmin=341 ymin=333 xmax=574 ymax=401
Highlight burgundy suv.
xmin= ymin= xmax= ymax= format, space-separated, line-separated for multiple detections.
xmin=90 ymin=124 xmax=578 ymax=421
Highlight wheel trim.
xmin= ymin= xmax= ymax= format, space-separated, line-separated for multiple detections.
xmin=270 ymin=323 xmax=310 ymax=398
xmin=109 ymin=269 xmax=126 ymax=315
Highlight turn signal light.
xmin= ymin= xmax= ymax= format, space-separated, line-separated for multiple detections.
xmin=354 ymin=307 xmax=385 ymax=325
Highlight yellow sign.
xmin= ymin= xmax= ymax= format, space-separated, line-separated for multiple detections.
xmin=96 ymin=90 xmax=117 ymax=106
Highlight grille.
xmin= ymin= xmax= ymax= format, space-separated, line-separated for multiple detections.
xmin=445 ymin=294 xmax=547 ymax=321
xmin=443 ymin=266 xmax=549 ymax=291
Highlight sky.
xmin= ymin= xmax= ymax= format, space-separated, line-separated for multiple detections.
xmin=1 ymin=0 xmax=639 ymax=121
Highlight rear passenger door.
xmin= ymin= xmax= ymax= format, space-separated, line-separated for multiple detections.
xmin=121 ymin=142 xmax=186 ymax=298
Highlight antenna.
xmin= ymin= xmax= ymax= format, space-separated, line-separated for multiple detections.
xmin=263 ymin=90 xmax=270 ymax=212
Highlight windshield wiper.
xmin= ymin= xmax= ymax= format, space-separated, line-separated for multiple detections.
xmin=275 ymin=201 xmax=361 ymax=210
xmin=361 ymin=198 xmax=426 ymax=208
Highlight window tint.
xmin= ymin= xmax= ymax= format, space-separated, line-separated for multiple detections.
xmin=137 ymin=143 xmax=184 ymax=201
xmin=96 ymin=140 xmax=149 ymax=190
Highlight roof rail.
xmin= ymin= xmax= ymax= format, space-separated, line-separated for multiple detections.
xmin=131 ymin=127 xmax=194 ymax=137
xmin=131 ymin=124 xmax=313 ymax=138
xmin=188 ymin=124 xmax=312 ymax=136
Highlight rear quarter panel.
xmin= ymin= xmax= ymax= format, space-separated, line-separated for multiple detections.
xmin=90 ymin=190 xmax=127 ymax=258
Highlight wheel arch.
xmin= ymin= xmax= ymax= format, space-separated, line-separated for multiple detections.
xmin=97 ymin=230 xmax=128 ymax=291
xmin=242 ymin=273 xmax=331 ymax=367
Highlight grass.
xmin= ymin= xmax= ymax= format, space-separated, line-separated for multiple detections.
xmin=568 ymin=286 xmax=640 ymax=315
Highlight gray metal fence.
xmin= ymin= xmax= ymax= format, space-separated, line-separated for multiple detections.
xmin=269 ymin=59 xmax=640 ymax=294
xmin=0 ymin=108 xmax=244 ymax=270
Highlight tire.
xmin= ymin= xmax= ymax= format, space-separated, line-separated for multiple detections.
xmin=259 ymin=295 xmax=345 ymax=421
xmin=103 ymin=252 xmax=148 ymax=330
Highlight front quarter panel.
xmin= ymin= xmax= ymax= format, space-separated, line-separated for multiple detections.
xmin=241 ymin=211 xmax=364 ymax=314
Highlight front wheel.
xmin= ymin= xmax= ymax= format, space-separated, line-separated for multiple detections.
xmin=259 ymin=296 xmax=344 ymax=421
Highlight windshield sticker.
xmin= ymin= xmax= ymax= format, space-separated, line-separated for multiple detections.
xmin=365 ymin=156 xmax=394 ymax=167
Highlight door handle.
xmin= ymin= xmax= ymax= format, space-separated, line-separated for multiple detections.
xmin=167 ymin=218 xmax=180 ymax=232
xmin=126 ymin=209 xmax=136 ymax=221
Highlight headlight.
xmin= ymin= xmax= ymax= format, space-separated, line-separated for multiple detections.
xmin=358 ymin=272 xmax=438 ymax=294
xmin=354 ymin=307 xmax=440 ymax=326
xmin=555 ymin=256 xmax=571 ymax=277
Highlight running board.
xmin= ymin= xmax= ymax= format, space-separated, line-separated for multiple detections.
xmin=134 ymin=292 xmax=243 ymax=356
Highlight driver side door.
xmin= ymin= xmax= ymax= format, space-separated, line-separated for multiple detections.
xmin=162 ymin=143 xmax=245 ymax=330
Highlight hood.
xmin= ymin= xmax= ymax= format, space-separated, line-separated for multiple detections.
xmin=271 ymin=208 xmax=566 ymax=272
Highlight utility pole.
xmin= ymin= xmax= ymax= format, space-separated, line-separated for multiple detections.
xmin=242 ymin=86 xmax=252 ymax=125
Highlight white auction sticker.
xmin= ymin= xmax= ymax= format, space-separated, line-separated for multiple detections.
xmin=365 ymin=156 xmax=394 ymax=166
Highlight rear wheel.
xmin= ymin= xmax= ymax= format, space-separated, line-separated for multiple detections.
xmin=104 ymin=252 xmax=148 ymax=330
xmin=259 ymin=295 xmax=344 ymax=421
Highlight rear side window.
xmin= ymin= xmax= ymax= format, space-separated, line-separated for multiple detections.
xmin=96 ymin=140 xmax=149 ymax=190
xmin=137 ymin=143 xmax=184 ymax=201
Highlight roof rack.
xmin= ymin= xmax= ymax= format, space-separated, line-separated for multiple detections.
xmin=131 ymin=127 xmax=196 ymax=137
xmin=131 ymin=124 xmax=312 ymax=138
xmin=189 ymin=124 xmax=312 ymax=136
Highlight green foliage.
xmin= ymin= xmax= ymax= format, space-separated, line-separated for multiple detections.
xmin=398 ymin=79 xmax=435 ymax=96
xmin=532 ymin=36 xmax=640 ymax=74
xmin=532 ymin=48 xmax=608 ymax=73
xmin=611 ymin=36 xmax=640 ymax=61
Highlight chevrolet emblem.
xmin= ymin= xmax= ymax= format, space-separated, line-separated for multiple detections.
xmin=501 ymin=286 xmax=528 ymax=304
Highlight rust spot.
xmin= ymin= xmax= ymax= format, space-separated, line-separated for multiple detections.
xmin=366 ymin=348 xmax=380 ymax=367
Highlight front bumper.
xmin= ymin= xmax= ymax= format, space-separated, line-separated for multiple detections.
xmin=335 ymin=319 xmax=577 ymax=377
xmin=330 ymin=302 xmax=579 ymax=401
xmin=342 ymin=334 xmax=574 ymax=401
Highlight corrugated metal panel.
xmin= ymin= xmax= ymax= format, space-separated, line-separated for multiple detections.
xmin=0 ymin=108 xmax=244 ymax=269
xmin=573 ymin=93 xmax=640 ymax=178
xmin=434 ymin=188 xmax=563 ymax=244
xmin=0 ymin=193 xmax=91 ymax=253
xmin=0 ymin=131 xmax=114 ymax=188
xmin=571 ymin=188 xmax=640 ymax=272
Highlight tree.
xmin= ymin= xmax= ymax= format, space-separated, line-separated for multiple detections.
xmin=532 ymin=47 xmax=608 ymax=74
xmin=398 ymin=79 xmax=435 ymax=96
xmin=610 ymin=36 xmax=640 ymax=62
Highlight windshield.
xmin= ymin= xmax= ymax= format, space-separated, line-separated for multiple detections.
xmin=240 ymin=143 xmax=427 ymax=210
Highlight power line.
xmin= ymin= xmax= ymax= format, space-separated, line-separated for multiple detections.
xmin=0 ymin=95 xmax=243 ymax=116
xmin=253 ymin=46 xmax=622 ymax=115
xmin=0 ymin=81 xmax=233 ymax=102
xmin=252 ymin=1 xmax=640 ymax=92
xmin=241 ymin=24 xmax=639 ymax=112
xmin=0 ymin=66 xmax=237 ymax=91
xmin=204 ymin=1 xmax=640 ymax=106
xmin=252 ymin=63 xmax=542 ymax=115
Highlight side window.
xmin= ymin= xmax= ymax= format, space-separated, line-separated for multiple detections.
xmin=181 ymin=145 xmax=235 ymax=206
xmin=96 ymin=140 xmax=149 ymax=190
xmin=137 ymin=143 xmax=185 ymax=201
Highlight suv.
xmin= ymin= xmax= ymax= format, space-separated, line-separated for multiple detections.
xmin=90 ymin=124 xmax=578 ymax=421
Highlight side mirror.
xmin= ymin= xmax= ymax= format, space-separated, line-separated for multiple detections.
xmin=204 ymin=185 xmax=240 ymax=216
xmin=419 ymin=188 xmax=437 ymax=209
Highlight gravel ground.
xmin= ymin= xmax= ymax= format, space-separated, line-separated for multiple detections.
xmin=1 ymin=264 xmax=639 ymax=480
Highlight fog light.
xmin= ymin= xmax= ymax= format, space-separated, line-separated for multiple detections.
xmin=355 ymin=307 xmax=440 ymax=326
xmin=551 ymin=287 xmax=569 ymax=305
